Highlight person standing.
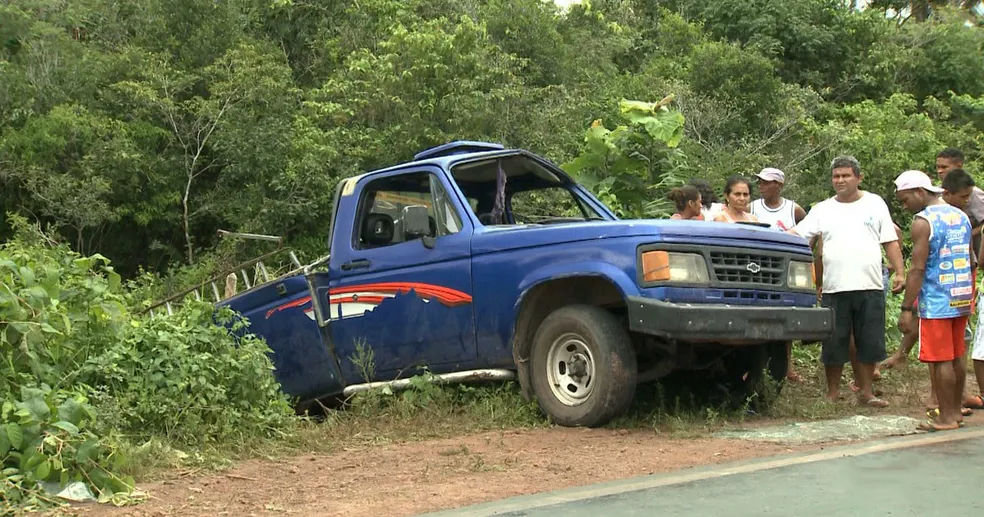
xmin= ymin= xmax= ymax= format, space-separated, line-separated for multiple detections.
xmin=788 ymin=156 xmax=905 ymax=406
xmin=895 ymin=170 xmax=974 ymax=431
xmin=750 ymin=168 xmax=807 ymax=231
xmin=937 ymin=148 xmax=984 ymax=273
xmin=688 ymin=178 xmax=725 ymax=221
xmin=712 ymin=176 xmax=759 ymax=223
xmin=750 ymin=167 xmax=808 ymax=382
xmin=668 ymin=185 xmax=704 ymax=220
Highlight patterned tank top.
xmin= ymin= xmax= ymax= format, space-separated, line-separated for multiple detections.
xmin=917 ymin=203 xmax=974 ymax=319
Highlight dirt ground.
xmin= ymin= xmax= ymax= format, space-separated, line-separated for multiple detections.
xmin=58 ymin=359 xmax=977 ymax=517
xmin=65 ymin=427 xmax=823 ymax=517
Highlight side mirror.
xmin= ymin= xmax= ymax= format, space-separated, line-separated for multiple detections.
xmin=402 ymin=205 xmax=435 ymax=248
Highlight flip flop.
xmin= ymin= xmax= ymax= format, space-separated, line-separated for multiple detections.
xmin=964 ymin=395 xmax=984 ymax=410
xmin=860 ymin=396 xmax=889 ymax=408
xmin=849 ymin=381 xmax=884 ymax=397
xmin=927 ymin=407 xmax=973 ymax=418
xmin=917 ymin=419 xmax=960 ymax=432
xmin=926 ymin=409 xmax=967 ymax=428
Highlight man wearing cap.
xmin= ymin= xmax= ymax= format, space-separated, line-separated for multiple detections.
xmin=788 ymin=156 xmax=904 ymax=406
xmin=751 ymin=168 xmax=808 ymax=382
xmin=750 ymin=168 xmax=807 ymax=232
xmin=895 ymin=169 xmax=974 ymax=431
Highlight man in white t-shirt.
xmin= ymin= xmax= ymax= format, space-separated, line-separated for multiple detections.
xmin=789 ymin=156 xmax=905 ymax=406
xmin=750 ymin=167 xmax=807 ymax=232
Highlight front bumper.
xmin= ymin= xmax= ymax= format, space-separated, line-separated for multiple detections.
xmin=626 ymin=296 xmax=833 ymax=343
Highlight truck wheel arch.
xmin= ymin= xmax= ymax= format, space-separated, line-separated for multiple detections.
xmin=511 ymin=273 xmax=632 ymax=401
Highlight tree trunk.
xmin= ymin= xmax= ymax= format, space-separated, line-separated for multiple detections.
xmin=910 ymin=0 xmax=931 ymax=21
xmin=183 ymin=173 xmax=194 ymax=264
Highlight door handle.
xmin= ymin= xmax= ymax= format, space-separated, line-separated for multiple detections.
xmin=340 ymin=258 xmax=371 ymax=271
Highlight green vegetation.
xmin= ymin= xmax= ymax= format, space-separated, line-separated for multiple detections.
xmin=2 ymin=0 xmax=983 ymax=511
xmin=0 ymin=216 xmax=293 ymax=510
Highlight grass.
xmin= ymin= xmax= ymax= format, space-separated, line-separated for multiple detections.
xmin=119 ymin=337 xmax=952 ymax=487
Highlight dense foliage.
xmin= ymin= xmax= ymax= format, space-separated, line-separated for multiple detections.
xmin=0 ymin=215 xmax=293 ymax=509
xmin=1 ymin=0 xmax=982 ymax=277
xmin=1 ymin=0 xmax=983 ymax=505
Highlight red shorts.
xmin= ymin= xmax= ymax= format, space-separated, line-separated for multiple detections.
xmin=918 ymin=316 xmax=969 ymax=363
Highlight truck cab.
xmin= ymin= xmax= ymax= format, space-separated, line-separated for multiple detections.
xmin=204 ymin=141 xmax=832 ymax=427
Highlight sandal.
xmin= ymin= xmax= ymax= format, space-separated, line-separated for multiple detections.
xmin=964 ymin=395 xmax=984 ymax=410
xmin=917 ymin=419 xmax=961 ymax=432
xmin=927 ymin=407 xmax=973 ymax=418
xmin=849 ymin=381 xmax=884 ymax=397
xmin=860 ymin=396 xmax=889 ymax=408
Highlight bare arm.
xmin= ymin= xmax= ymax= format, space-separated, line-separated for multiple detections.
xmin=794 ymin=203 xmax=807 ymax=224
xmin=900 ymin=219 xmax=930 ymax=310
xmin=887 ymin=223 xmax=903 ymax=273
xmin=812 ymin=236 xmax=823 ymax=297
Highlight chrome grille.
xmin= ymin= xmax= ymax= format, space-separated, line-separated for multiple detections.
xmin=709 ymin=251 xmax=784 ymax=286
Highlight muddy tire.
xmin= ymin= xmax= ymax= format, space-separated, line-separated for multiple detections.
xmin=529 ymin=305 xmax=637 ymax=427
xmin=723 ymin=341 xmax=787 ymax=410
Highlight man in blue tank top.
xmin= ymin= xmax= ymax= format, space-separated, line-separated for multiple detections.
xmin=895 ymin=170 xmax=974 ymax=432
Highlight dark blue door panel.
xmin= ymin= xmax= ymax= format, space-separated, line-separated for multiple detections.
xmin=222 ymin=278 xmax=343 ymax=401
xmin=328 ymin=168 xmax=478 ymax=384
xmin=328 ymin=259 xmax=476 ymax=383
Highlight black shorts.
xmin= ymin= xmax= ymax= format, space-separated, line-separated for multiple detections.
xmin=820 ymin=290 xmax=886 ymax=366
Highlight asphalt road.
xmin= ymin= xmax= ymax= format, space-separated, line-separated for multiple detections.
xmin=423 ymin=428 xmax=984 ymax=517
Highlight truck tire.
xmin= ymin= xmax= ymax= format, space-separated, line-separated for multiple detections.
xmin=529 ymin=305 xmax=637 ymax=427
xmin=724 ymin=341 xmax=787 ymax=410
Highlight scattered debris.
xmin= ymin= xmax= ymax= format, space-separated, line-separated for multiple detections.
xmin=714 ymin=415 xmax=923 ymax=444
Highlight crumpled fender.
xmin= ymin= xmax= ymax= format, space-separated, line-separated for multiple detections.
xmin=510 ymin=260 xmax=640 ymax=400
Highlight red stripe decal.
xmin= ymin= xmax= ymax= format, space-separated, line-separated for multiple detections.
xmin=265 ymin=295 xmax=312 ymax=319
xmin=330 ymin=295 xmax=389 ymax=305
xmin=265 ymin=282 xmax=472 ymax=319
xmin=329 ymin=282 xmax=472 ymax=306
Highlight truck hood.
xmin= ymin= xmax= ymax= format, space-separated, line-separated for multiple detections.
xmin=470 ymin=219 xmax=813 ymax=255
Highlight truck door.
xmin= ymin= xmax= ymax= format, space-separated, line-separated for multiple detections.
xmin=328 ymin=168 xmax=476 ymax=383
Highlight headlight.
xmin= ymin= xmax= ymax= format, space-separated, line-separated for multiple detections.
xmin=641 ymin=251 xmax=709 ymax=284
xmin=787 ymin=261 xmax=816 ymax=290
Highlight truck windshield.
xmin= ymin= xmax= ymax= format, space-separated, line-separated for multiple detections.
xmin=451 ymin=155 xmax=606 ymax=225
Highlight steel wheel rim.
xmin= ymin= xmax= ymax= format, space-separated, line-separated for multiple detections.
xmin=545 ymin=333 xmax=595 ymax=406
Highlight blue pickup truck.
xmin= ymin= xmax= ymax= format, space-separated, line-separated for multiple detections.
xmin=182 ymin=141 xmax=831 ymax=427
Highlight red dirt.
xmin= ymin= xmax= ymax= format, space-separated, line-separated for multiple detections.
xmin=63 ymin=426 xmax=826 ymax=517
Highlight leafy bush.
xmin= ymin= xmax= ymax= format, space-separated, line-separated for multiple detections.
xmin=81 ymin=303 xmax=293 ymax=445
xmin=0 ymin=216 xmax=293 ymax=508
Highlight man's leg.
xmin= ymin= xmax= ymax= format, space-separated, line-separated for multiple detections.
xmin=881 ymin=329 xmax=917 ymax=370
xmin=967 ymin=307 xmax=984 ymax=408
xmin=954 ymin=355 xmax=967 ymax=422
xmin=970 ymin=360 xmax=984 ymax=407
xmin=820 ymin=293 xmax=850 ymax=401
xmin=854 ymin=290 xmax=888 ymax=406
xmin=825 ymin=364 xmax=844 ymax=401
xmin=932 ymin=361 xmax=960 ymax=426
xmin=919 ymin=318 xmax=960 ymax=430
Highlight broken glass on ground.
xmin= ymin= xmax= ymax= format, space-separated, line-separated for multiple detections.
xmin=714 ymin=415 xmax=923 ymax=445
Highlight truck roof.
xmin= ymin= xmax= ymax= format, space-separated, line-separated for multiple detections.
xmin=363 ymin=140 xmax=534 ymax=178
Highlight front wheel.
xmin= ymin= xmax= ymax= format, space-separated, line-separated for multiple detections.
xmin=529 ymin=305 xmax=637 ymax=427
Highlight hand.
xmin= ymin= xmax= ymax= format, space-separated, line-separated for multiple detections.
xmin=891 ymin=273 xmax=905 ymax=294
xmin=898 ymin=310 xmax=916 ymax=335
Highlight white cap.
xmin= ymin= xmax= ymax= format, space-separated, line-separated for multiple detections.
xmin=756 ymin=167 xmax=785 ymax=183
xmin=894 ymin=170 xmax=943 ymax=193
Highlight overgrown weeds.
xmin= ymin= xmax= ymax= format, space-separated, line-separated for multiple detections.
xmin=0 ymin=215 xmax=294 ymax=512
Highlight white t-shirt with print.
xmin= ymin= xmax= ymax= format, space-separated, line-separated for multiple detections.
xmin=793 ymin=191 xmax=898 ymax=294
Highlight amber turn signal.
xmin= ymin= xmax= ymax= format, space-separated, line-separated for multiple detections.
xmin=641 ymin=251 xmax=670 ymax=282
